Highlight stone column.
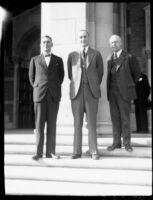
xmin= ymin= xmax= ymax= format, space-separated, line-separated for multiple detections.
xmin=12 ymin=56 xmax=20 ymax=128
xmin=144 ymin=5 xmax=151 ymax=132
xmin=86 ymin=3 xmax=121 ymax=133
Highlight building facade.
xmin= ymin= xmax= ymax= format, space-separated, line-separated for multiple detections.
xmin=4 ymin=3 xmax=151 ymax=132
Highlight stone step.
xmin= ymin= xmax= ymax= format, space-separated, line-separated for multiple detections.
xmin=5 ymin=144 xmax=152 ymax=158
xmin=5 ymin=179 xmax=152 ymax=196
xmin=5 ymin=154 xmax=152 ymax=171
xmin=4 ymin=134 xmax=152 ymax=147
xmin=5 ymin=128 xmax=152 ymax=136
xmin=5 ymin=165 xmax=152 ymax=186
xmin=5 ymin=126 xmax=112 ymax=135
xmin=4 ymin=131 xmax=152 ymax=196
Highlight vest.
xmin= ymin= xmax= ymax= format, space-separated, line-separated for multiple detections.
xmin=110 ymin=57 xmax=121 ymax=87
xmin=81 ymin=53 xmax=88 ymax=83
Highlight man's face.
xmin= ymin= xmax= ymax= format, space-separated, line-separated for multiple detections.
xmin=109 ymin=36 xmax=122 ymax=52
xmin=79 ymin=31 xmax=89 ymax=47
xmin=41 ymin=36 xmax=52 ymax=53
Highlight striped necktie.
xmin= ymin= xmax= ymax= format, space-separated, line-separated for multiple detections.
xmin=83 ymin=48 xmax=86 ymax=59
xmin=114 ymin=52 xmax=117 ymax=59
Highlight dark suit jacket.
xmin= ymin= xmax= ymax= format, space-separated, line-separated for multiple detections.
xmin=134 ymin=72 xmax=150 ymax=104
xmin=107 ymin=50 xmax=141 ymax=102
xmin=67 ymin=47 xmax=104 ymax=99
xmin=29 ymin=53 xmax=64 ymax=102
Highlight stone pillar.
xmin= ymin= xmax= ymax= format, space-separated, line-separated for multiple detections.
xmin=12 ymin=56 xmax=20 ymax=128
xmin=41 ymin=3 xmax=87 ymax=125
xmin=86 ymin=3 xmax=121 ymax=132
xmin=144 ymin=5 xmax=151 ymax=132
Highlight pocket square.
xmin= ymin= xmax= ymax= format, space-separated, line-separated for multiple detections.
xmin=116 ymin=65 xmax=120 ymax=71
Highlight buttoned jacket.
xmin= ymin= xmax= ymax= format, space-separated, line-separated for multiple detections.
xmin=107 ymin=50 xmax=141 ymax=101
xmin=67 ymin=47 xmax=104 ymax=99
xmin=29 ymin=53 xmax=64 ymax=102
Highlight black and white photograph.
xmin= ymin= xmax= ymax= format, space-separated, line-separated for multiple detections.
xmin=2 ymin=1 xmax=152 ymax=197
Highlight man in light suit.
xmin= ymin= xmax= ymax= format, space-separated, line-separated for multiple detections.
xmin=106 ymin=34 xmax=141 ymax=152
xmin=29 ymin=35 xmax=64 ymax=160
xmin=67 ymin=30 xmax=104 ymax=160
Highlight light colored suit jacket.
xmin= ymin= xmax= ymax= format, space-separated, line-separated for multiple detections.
xmin=67 ymin=47 xmax=104 ymax=99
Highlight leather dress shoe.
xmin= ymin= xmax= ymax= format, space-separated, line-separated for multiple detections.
xmin=107 ymin=144 xmax=121 ymax=151
xmin=32 ymin=155 xmax=42 ymax=160
xmin=46 ymin=153 xmax=60 ymax=159
xmin=125 ymin=145 xmax=133 ymax=152
xmin=92 ymin=154 xmax=100 ymax=160
xmin=71 ymin=154 xmax=81 ymax=159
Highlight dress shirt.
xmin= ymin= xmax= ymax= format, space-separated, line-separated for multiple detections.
xmin=81 ymin=46 xmax=89 ymax=58
xmin=114 ymin=49 xmax=122 ymax=58
xmin=43 ymin=52 xmax=51 ymax=67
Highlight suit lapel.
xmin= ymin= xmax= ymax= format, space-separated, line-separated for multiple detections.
xmin=118 ymin=50 xmax=127 ymax=66
xmin=86 ymin=47 xmax=95 ymax=69
xmin=39 ymin=53 xmax=57 ymax=70
xmin=48 ymin=54 xmax=55 ymax=68
xmin=75 ymin=48 xmax=95 ymax=69
xmin=108 ymin=50 xmax=127 ymax=72
xmin=39 ymin=54 xmax=48 ymax=70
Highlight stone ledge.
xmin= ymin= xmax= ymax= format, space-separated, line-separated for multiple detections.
xmin=5 ymin=165 xmax=152 ymax=186
xmin=5 ymin=179 xmax=152 ymax=196
xmin=5 ymin=154 xmax=152 ymax=171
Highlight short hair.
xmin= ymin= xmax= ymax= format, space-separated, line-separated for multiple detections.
xmin=41 ymin=35 xmax=52 ymax=41
xmin=79 ymin=30 xmax=89 ymax=36
xmin=109 ymin=34 xmax=121 ymax=43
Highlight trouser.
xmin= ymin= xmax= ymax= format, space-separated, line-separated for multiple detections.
xmin=109 ymin=86 xmax=131 ymax=146
xmin=34 ymin=91 xmax=59 ymax=156
xmin=135 ymin=103 xmax=148 ymax=131
xmin=71 ymin=83 xmax=98 ymax=155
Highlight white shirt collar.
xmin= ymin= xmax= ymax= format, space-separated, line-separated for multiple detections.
xmin=114 ymin=49 xmax=122 ymax=58
xmin=81 ymin=46 xmax=89 ymax=54
xmin=43 ymin=51 xmax=52 ymax=57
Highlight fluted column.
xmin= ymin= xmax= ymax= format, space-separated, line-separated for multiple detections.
xmin=86 ymin=3 xmax=122 ymax=132
xmin=144 ymin=5 xmax=151 ymax=132
xmin=12 ymin=56 xmax=20 ymax=128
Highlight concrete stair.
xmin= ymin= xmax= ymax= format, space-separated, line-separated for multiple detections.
xmin=4 ymin=127 xmax=152 ymax=196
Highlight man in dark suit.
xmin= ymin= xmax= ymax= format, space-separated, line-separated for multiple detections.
xmin=133 ymin=72 xmax=150 ymax=133
xmin=29 ymin=35 xmax=64 ymax=160
xmin=67 ymin=30 xmax=104 ymax=160
xmin=106 ymin=34 xmax=140 ymax=152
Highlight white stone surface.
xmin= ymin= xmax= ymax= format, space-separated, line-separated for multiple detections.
xmin=5 ymin=165 xmax=152 ymax=186
xmin=41 ymin=3 xmax=86 ymax=19
xmin=5 ymin=179 xmax=152 ymax=196
xmin=5 ymin=154 xmax=152 ymax=171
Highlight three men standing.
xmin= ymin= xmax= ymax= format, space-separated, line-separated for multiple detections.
xmin=67 ymin=30 xmax=104 ymax=159
xmin=29 ymin=32 xmax=140 ymax=160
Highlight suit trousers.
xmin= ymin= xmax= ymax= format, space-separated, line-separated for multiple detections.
xmin=34 ymin=90 xmax=59 ymax=156
xmin=109 ymin=85 xmax=131 ymax=146
xmin=135 ymin=103 xmax=148 ymax=131
xmin=71 ymin=82 xmax=98 ymax=155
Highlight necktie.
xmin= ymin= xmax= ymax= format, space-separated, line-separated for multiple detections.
xmin=83 ymin=48 xmax=86 ymax=59
xmin=114 ymin=52 xmax=117 ymax=59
